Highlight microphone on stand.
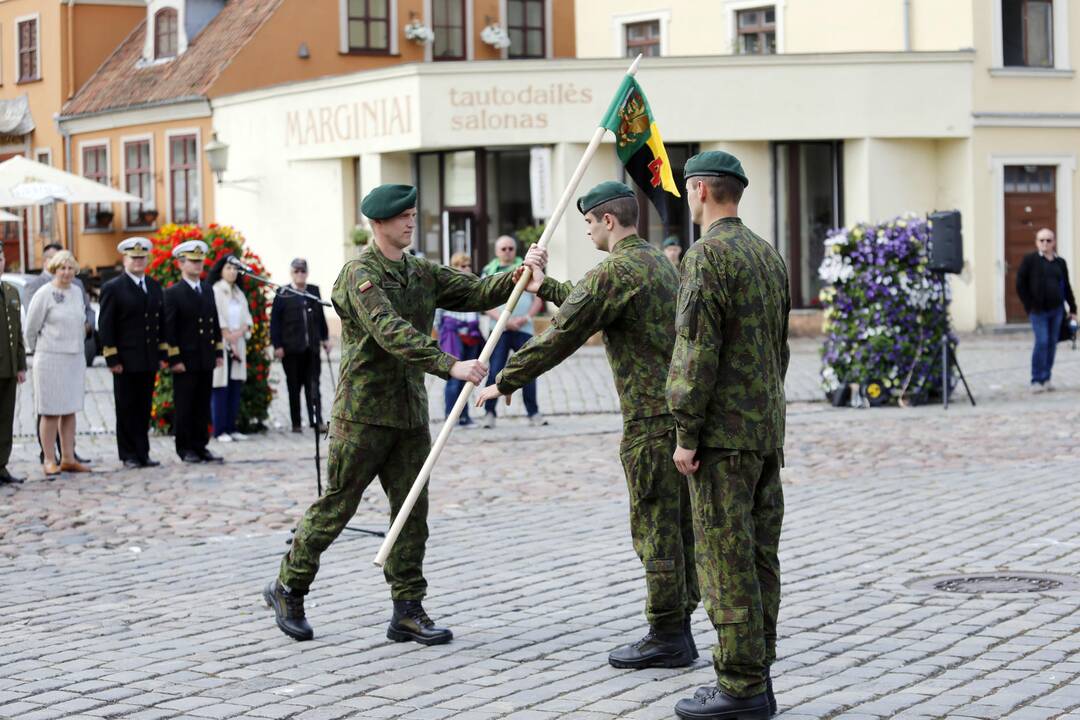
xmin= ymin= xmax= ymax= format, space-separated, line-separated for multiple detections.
xmin=226 ymin=255 xmax=255 ymax=274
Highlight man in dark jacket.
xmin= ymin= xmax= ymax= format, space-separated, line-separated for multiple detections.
xmin=99 ymin=238 xmax=167 ymax=468
xmin=1016 ymin=228 xmax=1078 ymax=392
xmin=270 ymin=258 xmax=330 ymax=433
xmin=163 ymin=240 xmax=224 ymax=463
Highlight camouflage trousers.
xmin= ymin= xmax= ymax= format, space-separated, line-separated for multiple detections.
xmin=688 ymin=447 xmax=784 ymax=698
xmin=620 ymin=416 xmax=700 ymax=631
xmin=280 ymin=422 xmax=431 ymax=600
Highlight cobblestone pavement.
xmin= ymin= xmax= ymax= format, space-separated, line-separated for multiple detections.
xmin=2 ymin=333 xmax=1079 ymax=719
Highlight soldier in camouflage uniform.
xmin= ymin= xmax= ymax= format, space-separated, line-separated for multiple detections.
xmin=265 ymin=183 xmax=546 ymax=644
xmin=668 ymin=152 xmax=790 ymax=720
xmin=475 ymin=181 xmax=700 ymax=669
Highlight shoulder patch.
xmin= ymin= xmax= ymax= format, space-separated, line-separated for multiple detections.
xmin=359 ymin=280 xmax=373 ymax=293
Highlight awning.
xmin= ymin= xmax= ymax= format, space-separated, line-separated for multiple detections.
xmin=0 ymin=95 xmax=34 ymax=136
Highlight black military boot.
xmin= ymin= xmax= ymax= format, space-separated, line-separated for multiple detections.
xmin=263 ymin=580 xmax=313 ymax=641
xmin=387 ymin=600 xmax=453 ymax=645
xmin=675 ymin=687 xmax=770 ymax=720
xmin=608 ymin=626 xmax=694 ymax=669
xmin=695 ymin=674 xmax=776 ymax=717
xmin=684 ymin=615 xmax=699 ymax=660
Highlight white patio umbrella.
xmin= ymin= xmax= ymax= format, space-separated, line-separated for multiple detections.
xmin=0 ymin=155 xmax=142 ymax=269
xmin=0 ymin=209 xmax=19 ymax=222
xmin=0 ymin=155 xmax=140 ymax=206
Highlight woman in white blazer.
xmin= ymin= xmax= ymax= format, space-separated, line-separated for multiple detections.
xmin=209 ymin=257 xmax=253 ymax=442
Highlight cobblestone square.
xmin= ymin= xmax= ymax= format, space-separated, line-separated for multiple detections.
xmin=1 ymin=334 xmax=1078 ymax=719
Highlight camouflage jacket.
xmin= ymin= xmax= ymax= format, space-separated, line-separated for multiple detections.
xmin=666 ymin=217 xmax=790 ymax=451
xmin=332 ymin=244 xmax=516 ymax=429
xmin=497 ymin=235 xmax=678 ymax=422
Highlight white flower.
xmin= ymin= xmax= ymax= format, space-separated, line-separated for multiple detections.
xmin=481 ymin=23 xmax=512 ymax=49
xmin=405 ymin=20 xmax=435 ymax=43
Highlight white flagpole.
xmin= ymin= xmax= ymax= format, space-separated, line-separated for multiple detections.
xmin=374 ymin=54 xmax=643 ymax=567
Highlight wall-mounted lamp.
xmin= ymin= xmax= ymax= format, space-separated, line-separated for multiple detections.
xmin=298 ymin=42 xmax=310 ymax=59
xmin=204 ymin=133 xmax=229 ymax=183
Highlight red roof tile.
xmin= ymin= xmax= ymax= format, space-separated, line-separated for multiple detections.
xmin=62 ymin=0 xmax=283 ymax=117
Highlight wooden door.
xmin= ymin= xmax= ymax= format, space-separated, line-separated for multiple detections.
xmin=1004 ymin=166 xmax=1056 ymax=323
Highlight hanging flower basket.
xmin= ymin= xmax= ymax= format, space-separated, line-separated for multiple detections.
xmin=94 ymin=210 xmax=114 ymax=228
xmin=481 ymin=23 xmax=512 ymax=49
xmin=138 ymin=209 xmax=159 ymax=226
xmin=404 ymin=19 xmax=435 ymax=44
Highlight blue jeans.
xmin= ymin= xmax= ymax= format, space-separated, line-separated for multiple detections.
xmin=212 ymin=380 xmax=244 ymax=436
xmin=445 ymin=341 xmax=480 ymax=422
xmin=1030 ymin=306 xmax=1064 ymax=384
xmin=485 ymin=330 xmax=539 ymax=417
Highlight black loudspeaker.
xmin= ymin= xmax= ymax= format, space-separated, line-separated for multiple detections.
xmin=928 ymin=210 xmax=963 ymax=274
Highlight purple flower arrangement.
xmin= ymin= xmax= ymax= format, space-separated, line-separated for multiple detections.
xmin=818 ymin=215 xmax=955 ymax=405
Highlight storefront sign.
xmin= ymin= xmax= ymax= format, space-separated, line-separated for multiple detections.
xmin=285 ymin=95 xmax=415 ymax=148
xmin=529 ymin=147 xmax=553 ymax=220
xmin=448 ymin=83 xmax=594 ymax=132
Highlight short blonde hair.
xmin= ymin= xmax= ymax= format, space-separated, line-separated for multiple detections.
xmin=46 ymin=250 xmax=79 ymax=274
xmin=450 ymin=252 xmax=471 ymax=268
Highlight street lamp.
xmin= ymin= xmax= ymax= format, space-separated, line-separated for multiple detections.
xmin=204 ymin=133 xmax=229 ymax=183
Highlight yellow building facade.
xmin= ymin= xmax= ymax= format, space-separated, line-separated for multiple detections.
xmin=570 ymin=0 xmax=1078 ymax=330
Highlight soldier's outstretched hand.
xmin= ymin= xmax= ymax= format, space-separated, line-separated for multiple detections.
xmin=474 ymin=384 xmax=511 ymax=408
xmin=450 ymin=359 xmax=488 ymax=385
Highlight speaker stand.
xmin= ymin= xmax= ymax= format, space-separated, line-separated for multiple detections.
xmin=937 ymin=273 xmax=976 ymax=409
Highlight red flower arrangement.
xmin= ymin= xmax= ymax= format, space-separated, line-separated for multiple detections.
xmin=148 ymin=223 xmax=274 ymax=434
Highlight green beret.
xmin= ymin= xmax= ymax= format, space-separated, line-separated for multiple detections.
xmin=662 ymin=236 xmax=680 ymax=248
xmin=361 ymin=184 xmax=417 ymax=220
xmin=684 ymin=151 xmax=749 ymax=188
xmin=576 ymin=180 xmax=635 ymax=215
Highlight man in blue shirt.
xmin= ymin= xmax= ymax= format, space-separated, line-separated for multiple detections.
xmin=480 ymin=235 xmax=547 ymax=428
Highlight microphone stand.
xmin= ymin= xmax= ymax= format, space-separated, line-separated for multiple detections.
xmin=231 ymin=263 xmax=385 ymax=540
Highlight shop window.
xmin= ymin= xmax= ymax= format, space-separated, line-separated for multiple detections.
xmin=17 ymin=16 xmax=39 ymax=81
xmin=774 ymin=141 xmax=843 ymax=309
xmin=736 ymin=6 xmax=776 ymax=55
xmin=154 ymin=8 xmax=178 ymax=60
xmin=82 ymin=144 xmax=111 ymax=230
xmin=625 ymin=21 xmax=660 ymax=58
xmin=433 ymin=0 xmax=466 ymax=60
xmin=346 ymin=0 xmax=390 ymax=52
xmin=508 ymin=0 xmax=545 ymax=59
xmin=124 ymin=140 xmax=154 ymax=228
xmin=624 ymin=143 xmax=695 ymax=250
xmin=169 ymin=134 xmax=200 ymax=224
xmin=1003 ymin=0 xmax=1053 ymax=67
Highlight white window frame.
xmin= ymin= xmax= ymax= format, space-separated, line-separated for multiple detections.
xmin=339 ymin=0 xmax=399 ymax=55
xmin=143 ymin=0 xmax=187 ymax=64
xmin=612 ymin=9 xmax=670 ymax=58
xmin=991 ymin=153 xmax=1076 ymax=324
xmin=77 ymin=139 xmax=112 ymax=234
xmin=165 ymin=128 xmax=202 ymax=226
xmin=121 ymin=133 xmax=156 ymax=230
xmin=497 ymin=0 xmax=552 ymax=60
xmin=991 ymin=0 xmax=1071 ymax=74
xmin=32 ymin=148 xmax=51 ymax=241
xmin=13 ymin=13 xmax=40 ymax=82
xmin=725 ymin=0 xmax=785 ymax=55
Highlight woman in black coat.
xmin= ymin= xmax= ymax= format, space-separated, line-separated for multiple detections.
xmin=1015 ymin=228 xmax=1078 ymax=391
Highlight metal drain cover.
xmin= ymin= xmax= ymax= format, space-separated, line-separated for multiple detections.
xmin=909 ymin=572 xmax=1078 ymax=594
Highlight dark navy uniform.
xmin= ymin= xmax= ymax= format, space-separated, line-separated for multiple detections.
xmin=100 ymin=270 xmax=166 ymax=464
xmin=164 ymin=274 xmax=223 ymax=461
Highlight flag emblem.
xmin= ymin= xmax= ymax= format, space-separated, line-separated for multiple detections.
xmin=601 ymin=76 xmax=681 ymax=223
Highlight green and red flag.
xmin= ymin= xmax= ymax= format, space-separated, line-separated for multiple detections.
xmin=601 ymin=75 xmax=681 ymax=222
